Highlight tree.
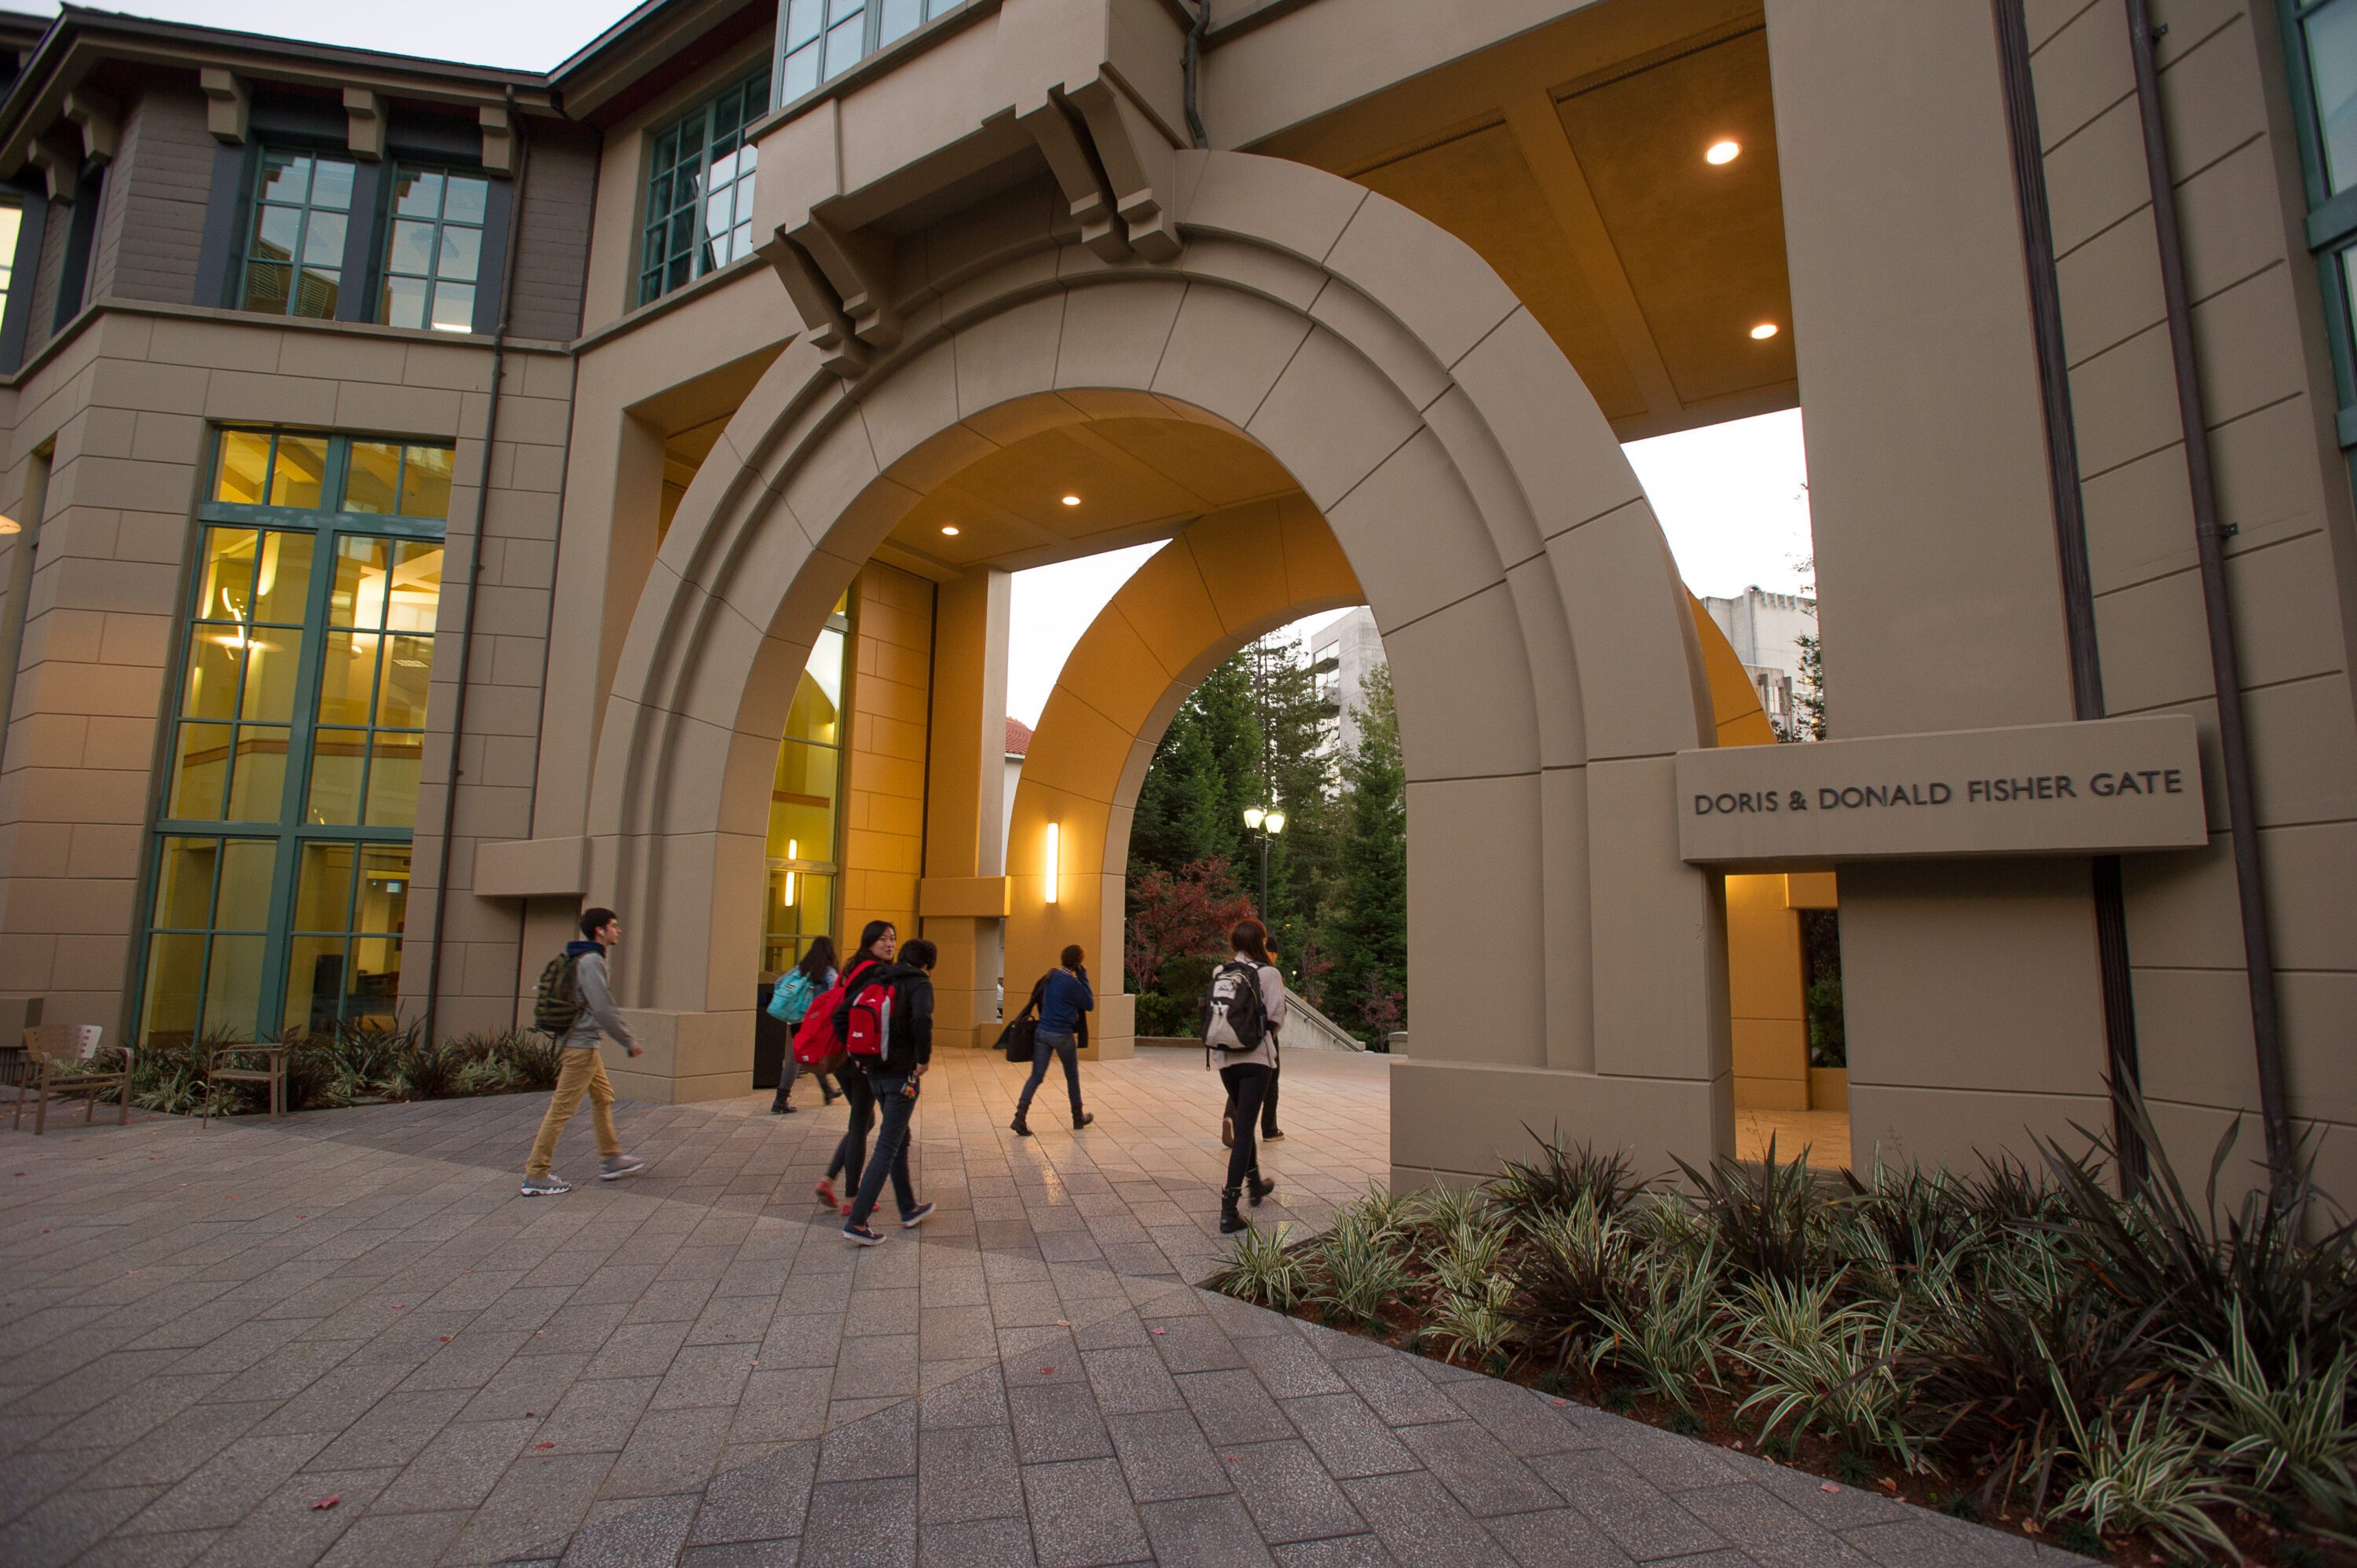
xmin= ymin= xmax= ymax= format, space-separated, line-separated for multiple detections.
xmin=1127 ymin=857 xmax=1256 ymax=1035
xmin=1318 ymin=665 xmax=1406 ymax=1042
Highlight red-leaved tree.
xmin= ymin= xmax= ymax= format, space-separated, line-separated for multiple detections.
xmin=1126 ymin=857 xmax=1257 ymax=994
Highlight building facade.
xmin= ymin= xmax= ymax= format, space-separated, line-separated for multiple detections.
xmin=1310 ymin=603 xmax=1385 ymax=762
xmin=0 ymin=0 xmax=2346 ymax=1198
xmin=1701 ymin=585 xmax=1814 ymax=736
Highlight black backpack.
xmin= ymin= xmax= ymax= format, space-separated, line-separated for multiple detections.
xmin=533 ymin=951 xmax=583 ymax=1035
xmin=1200 ymin=961 xmax=1269 ymax=1053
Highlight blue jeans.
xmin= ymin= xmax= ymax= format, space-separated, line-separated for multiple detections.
xmin=1018 ymin=1031 xmax=1083 ymax=1115
xmin=848 ymin=1068 xmax=919 ymax=1226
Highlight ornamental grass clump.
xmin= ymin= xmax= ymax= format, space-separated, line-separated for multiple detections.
xmin=1208 ymin=1085 xmax=2357 ymax=1563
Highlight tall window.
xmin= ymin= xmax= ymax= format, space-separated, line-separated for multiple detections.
xmin=380 ymin=167 xmax=492 ymax=334
xmin=140 ymin=430 xmax=453 ymax=1044
xmin=775 ymin=0 xmax=966 ymax=104
xmin=0 ymin=202 xmax=23 ymax=327
xmin=239 ymin=149 xmax=357 ymax=319
xmin=2287 ymin=0 xmax=2357 ymax=438
xmin=638 ymin=70 xmax=768 ymax=306
xmin=764 ymin=595 xmax=849 ymax=974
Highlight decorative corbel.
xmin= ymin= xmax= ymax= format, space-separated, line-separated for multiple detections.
xmin=1015 ymin=93 xmax=1127 ymax=262
xmin=343 ymin=89 xmax=384 ymax=161
xmin=24 ymin=135 xmax=80 ymax=203
xmin=60 ymin=88 xmax=119 ymax=169
xmin=794 ymin=212 xmax=900 ymax=352
xmin=478 ymin=104 xmax=513 ymax=174
xmin=757 ymin=229 xmax=869 ymax=379
xmin=1069 ymin=79 xmax=1181 ymax=262
xmin=200 ymin=68 xmax=248 ymax=144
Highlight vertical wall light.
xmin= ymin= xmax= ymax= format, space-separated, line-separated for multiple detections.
xmin=1043 ymin=822 xmax=1060 ymax=903
xmin=784 ymin=839 xmax=797 ymax=905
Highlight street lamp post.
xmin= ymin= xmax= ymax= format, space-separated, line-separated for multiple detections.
xmin=1242 ymin=804 xmax=1286 ymax=921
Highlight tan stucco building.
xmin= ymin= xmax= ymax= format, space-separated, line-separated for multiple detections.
xmin=0 ymin=0 xmax=2348 ymax=1200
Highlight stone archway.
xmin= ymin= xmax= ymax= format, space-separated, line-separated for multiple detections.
xmin=582 ymin=150 xmax=1731 ymax=1178
xmin=1003 ymin=493 xmax=1362 ymax=1055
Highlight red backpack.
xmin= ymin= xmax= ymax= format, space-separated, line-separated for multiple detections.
xmin=791 ymin=960 xmax=872 ymax=1067
xmin=844 ymin=965 xmax=897 ymax=1060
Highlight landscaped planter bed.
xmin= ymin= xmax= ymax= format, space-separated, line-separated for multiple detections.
xmin=116 ymin=1024 xmax=564 ymax=1119
xmin=1211 ymin=1094 xmax=2357 ymax=1568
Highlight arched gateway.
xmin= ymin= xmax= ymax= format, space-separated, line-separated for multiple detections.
xmin=587 ymin=151 xmax=1732 ymax=1182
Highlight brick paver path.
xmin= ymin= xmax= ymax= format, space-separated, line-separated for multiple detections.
xmin=2 ymin=1049 xmax=2082 ymax=1566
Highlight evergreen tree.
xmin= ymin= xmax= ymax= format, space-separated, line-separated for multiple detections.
xmin=1318 ymin=665 xmax=1406 ymax=1043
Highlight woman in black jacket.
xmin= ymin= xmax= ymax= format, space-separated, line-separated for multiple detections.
xmin=841 ymin=939 xmax=938 ymax=1244
xmin=814 ymin=921 xmax=894 ymax=1214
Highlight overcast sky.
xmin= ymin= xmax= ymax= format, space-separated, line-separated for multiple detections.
xmin=1003 ymin=412 xmax=1814 ymax=724
xmin=13 ymin=2 xmax=635 ymax=68
xmin=31 ymin=2 xmax=1816 ymax=720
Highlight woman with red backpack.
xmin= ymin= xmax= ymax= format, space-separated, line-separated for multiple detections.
xmin=812 ymin=921 xmax=895 ymax=1214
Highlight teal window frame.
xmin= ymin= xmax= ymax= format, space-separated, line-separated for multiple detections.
xmin=134 ymin=430 xmax=450 ymax=1045
xmin=237 ymin=146 xmax=360 ymax=321
xmin=773 ymin=0 xmax=967 ymax=106
xmin=379 ymin=164 xmax=493 ymax=335
xmin=2281 ymin=0 xmax=2357 ymax=445
xmin=636 ymin=68 xmax=770 ymax=307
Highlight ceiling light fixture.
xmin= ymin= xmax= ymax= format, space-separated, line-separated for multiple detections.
xmin=1706 ymin=140 xmax=1741 ymax=166
xmin=1750 ymin=322 xmax=1779 ymax=339
xmin=940 ymin=524 xmax=960 ymax=536
xmin=1060 ymin=494 xmax=1081 ymax=507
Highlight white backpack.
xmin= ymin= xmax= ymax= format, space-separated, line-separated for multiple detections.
xmin=1201 ymin=961 xmax=1270 ymax=1056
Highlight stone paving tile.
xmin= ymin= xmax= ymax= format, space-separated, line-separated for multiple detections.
xmin=1 ymin=1050 xmax=2092 ymax=1566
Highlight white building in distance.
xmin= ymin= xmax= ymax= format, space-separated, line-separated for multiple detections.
xmin=1701 ymin=588 xmax=1818 ymax=736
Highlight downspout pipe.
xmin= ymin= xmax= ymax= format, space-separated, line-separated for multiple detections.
xmin=1181 ymin=0 xmax=1209 ymax=149
xmin=423 ymin=85 xmax=529 ymax=1050
xmin=2124 ymin=0 xmax=2294 ymax=1185
xmin=1989 ymin=0 xmax=2146 ymax=1188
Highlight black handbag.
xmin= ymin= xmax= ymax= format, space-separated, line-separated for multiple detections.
xmin=999 ymin=1015 xmax=1037 ymax=1064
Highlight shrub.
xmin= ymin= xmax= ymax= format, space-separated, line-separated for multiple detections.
xmin=1490 ymin=1129 xmax=1642 ymax=1230
xmin=388 ymin=1039 xmax=464 ymax=1101
xmin=2050 ymin=1390 xmax=2238 ymax=1563
xmin=497 ymin=1031 xmax=566 ymax=1091
xmin=1590 ymin=1243 xmax=1724 ymax=1418
xmin=1726 ymin=1274 xmax=1922 ymax=1469
xmin=1426 ymin=1277 xmax=1516 ymax=1368
xmin=1211 ymin=1223 xmax=1309 ymax=1310
xmin=1508 ymin=1196 xmax=1646 ymax=1370
xmin=2189 ymin=1299 xmax=2357 ymax=1536
xmin=1307 ymin=1211 xmax=1411 ymax=1330
xmin=1675 ymin=1137 xmax=1832 ymax=1285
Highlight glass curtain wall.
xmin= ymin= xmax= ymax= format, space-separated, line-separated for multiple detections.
xmin=139 ymin=430 xmax=453 ymax=1044
xmin=763 ymin=595 xmax=850 ymax=975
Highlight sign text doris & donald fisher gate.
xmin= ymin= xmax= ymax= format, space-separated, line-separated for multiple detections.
xmin=1674 ymin=716 xmax=2209 ymax=868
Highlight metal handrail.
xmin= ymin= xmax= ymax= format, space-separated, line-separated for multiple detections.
xmin=1282 ymin=988 xmax=1365 ymax=1052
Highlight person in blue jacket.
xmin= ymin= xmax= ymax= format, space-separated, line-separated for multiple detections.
xmin=1010 ymin=943 xmax=1095 ymax=1136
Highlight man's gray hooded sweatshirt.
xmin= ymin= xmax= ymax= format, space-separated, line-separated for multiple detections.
xmin=561 ymin=940 xmax=640 ymax=1052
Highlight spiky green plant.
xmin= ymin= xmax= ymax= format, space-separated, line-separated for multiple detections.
xmin=1426 ymin=1276 xmax=1516 ymax=1368
xmin=1308 ymin=1211 xmax=1412 ymax=1329
xmin=1590 ymin=1244 xmax=1724 ymax=1417
xmin=1429 ymin=1216 xmax=1512 ymax=1304
xmin=2050 ymin=1387 xmax=2239 ymax=1564
xmin=2189 ymin=1299 xmax=2357 ymax=1536
xmin=1726 ymin=1274 xmax=1923 ymax=1468
xmin=1211 ymin=1222 xmax=1309 ymax=1310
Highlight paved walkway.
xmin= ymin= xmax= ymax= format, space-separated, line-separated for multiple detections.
xmin=2 ymin=1050 xmax=2081 ymax=1566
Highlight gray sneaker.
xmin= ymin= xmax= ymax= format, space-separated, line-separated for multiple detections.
xmin=519 ymin=1174 xmax=571 ymax=1196
xmin=599 ymin=1154 xmax=646 ymax=1181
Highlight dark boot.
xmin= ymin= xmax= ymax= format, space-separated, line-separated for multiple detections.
xmin=1219 ymin=1187 xmax=1247 ymax=1234
xmin=1072 ymin=1109 xmax=1094 ymax=1130
xmin=1247 ymin=1171 xmax=1276 ymax=1207
xmin=1010 ymin=1106 xmax=1031 ymax=1137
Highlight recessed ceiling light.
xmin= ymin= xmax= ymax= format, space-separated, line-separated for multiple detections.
xmin=1706 ymin=140 xmax=1741 ymax=166
xmin=1060 ymin=494 xmax=1081 ymax=507
xmin=940 ymin=524 xmax=960 ymax=536
xmin=1750 ymin=322 xmax=1779 ymax=340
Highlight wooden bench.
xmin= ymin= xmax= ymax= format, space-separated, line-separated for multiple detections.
xmin=13 ymin=1024 xmax=128 ymax=1135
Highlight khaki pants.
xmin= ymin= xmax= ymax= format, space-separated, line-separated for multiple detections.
xmin=526 ymin=1047 xmax=621 ymax=1178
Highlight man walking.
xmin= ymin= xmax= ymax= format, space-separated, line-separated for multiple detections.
xmin=522 ymin=907 xmax=648 ymax=1196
